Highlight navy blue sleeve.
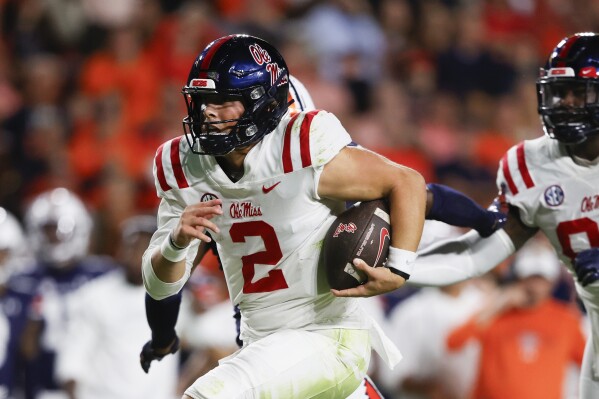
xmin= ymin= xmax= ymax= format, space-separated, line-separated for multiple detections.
xmin=426 ymin=183 xmax=505 ymax=238
xmin=144 ymin=292 xmax=182 ymax=348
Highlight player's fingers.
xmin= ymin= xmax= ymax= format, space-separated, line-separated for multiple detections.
xmin=194 ymin=226 xmax=214 ymax=243
xmin=179 ymin=224 xmax=212 ymax=243
xmin=188 ymin=215 xmax=220 ymax=235
xmin=195 ymin=198 xmax=222 ymax=208
xmin=352 ymin=258 xmax=375 ymax=273
xmin=184 ymin=226 xmax=212 ymax=242
xmin=331 ymin=286 xmax=369 ymax=298
xmin=188 ymin=204 xmax=224 ymax=218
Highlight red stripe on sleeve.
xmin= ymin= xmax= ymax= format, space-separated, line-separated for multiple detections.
xmin=299 ymin=110 xmax=319 ymax=167
xmin=155 ymin=144 xmax=170 ymax=192
xmin=282 ymin=113 xmax=301 ymax=173
xmin=170 ymin=137 xmax=189 ymax=189
xmin=501 ymin=153 xmax=518 ymax=195
xmin=516 ymin=142 xmax=534 ymax=188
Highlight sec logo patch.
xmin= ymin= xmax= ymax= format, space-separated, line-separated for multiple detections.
xmin=201 ymin=192 xmax=219 ymax=202
xmin=544 ymin=185 xmax=564 ymax=207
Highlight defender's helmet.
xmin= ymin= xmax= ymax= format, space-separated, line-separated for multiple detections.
xmin=0 ymin=208 xmax=25 ymax=258
xmin=24 ymin=188 xmax=92 ymax=266
xmin=182 ymin=34 xmax=291 ymax=156
xmin=537 ymin=32 xmax=599 ymax=144
xmin=0 ymin=207 xmax=27 ymax=283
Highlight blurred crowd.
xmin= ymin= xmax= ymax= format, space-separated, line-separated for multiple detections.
xmin=0 ymin=0 xmax=597 ymax=398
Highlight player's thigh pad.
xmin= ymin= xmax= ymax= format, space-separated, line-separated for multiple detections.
xmin=184 ymin=328 xmax=371 ymax=399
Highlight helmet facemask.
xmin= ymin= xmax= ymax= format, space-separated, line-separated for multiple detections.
xmin=538 ymin=76 xmax=599 ymax=144
xmin=537 ymin=33 xmax=599 ymax=144
xmin=182 ymin=73 xmax=289 ymax=156
xmin=182 ymin=35 xmax=291 ymax=156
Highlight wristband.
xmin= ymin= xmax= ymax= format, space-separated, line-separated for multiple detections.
xmin=160 ymin=233 xmax=188 ymax=262
xmin=169 ymin=233 xmax=187 ymax=250
xmin=386 ymin=247 xmax=417 ymax=279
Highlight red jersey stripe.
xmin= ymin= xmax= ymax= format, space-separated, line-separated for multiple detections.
xmin=516 ymin=142 xmax=534 ymax=188
xmin=155 ymin=143 xmax=170 ymax=192
xmin=501 ymin=153 xmax=518 ymax=195
xmin=299 ymin=110 xmax=319 ymax=167
xmin=282 ymin=113 xmax=301 ymax=173
xmin=364 ymin=377 xmax=383 ymax=399
xmin=170 ymin=137 xmax=189 ymax=189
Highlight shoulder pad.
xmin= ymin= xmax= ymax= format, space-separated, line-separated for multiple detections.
xmin=153 ymin=136 xmax=190 ymax=194
xmin=498 ymin=141 xmax=536 ymax=196
xmin=281 ymin=110 xmax=351 ymax=172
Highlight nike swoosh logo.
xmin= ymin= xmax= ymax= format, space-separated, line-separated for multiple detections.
xmin=374 ymin=227 xmax=390 ymax=266
xmin=262 ymin=181 xmax=281 ymax=194
xmin=581 ymin=67 xmax=596 ymax=77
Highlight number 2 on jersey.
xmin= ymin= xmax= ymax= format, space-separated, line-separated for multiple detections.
xmin=229 ymin=221 xmax=289 ymax=293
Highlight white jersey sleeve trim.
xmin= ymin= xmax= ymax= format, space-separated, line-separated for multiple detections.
xmin=141 ymin=198 xmax=195 ymax=300
xmin=499 ymin=142 xmax=535 ymax=197
xmin=154 ymin=136 xmax=190 ymax=195
xmin=409 ymin=229 xmax=515 ymax=286
xmin=282 ymin=111 xmax=351 ymax=174
xmin=141 ymin=252 xmax=190 ymax=300
xmin=289 ymin=76 xmax=315 ymax=112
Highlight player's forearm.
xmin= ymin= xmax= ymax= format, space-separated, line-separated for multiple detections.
xmin=142 ymin=242 xmax=191 ymax=300
xmin=145 ymin=292 xmax=181 ymax=348
xmin=389 ymin=169 xmax=427 ymax=252
xmin=151 ymin=249 xmax=188 ymax=282
xmin=425 ymin=183 xmax=501 ymax=237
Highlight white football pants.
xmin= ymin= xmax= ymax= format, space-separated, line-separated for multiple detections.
xmin=184 ymin=328 xmax=371 ymax=399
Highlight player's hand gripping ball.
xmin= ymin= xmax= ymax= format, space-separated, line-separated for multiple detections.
xmin=323 ymin=199 xmax=391 ymax=290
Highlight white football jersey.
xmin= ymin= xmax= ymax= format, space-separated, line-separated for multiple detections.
xmin=288 ymin=75 xmax=316 ymax=114
xmin=497 ymin=136 xmax=599 ymax=272
xmin=149 ymin=110 xmax=370 ymax=342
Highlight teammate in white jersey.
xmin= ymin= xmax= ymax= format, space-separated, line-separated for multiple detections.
xmin=365 ymin=32 xmax=599 ymax=398
xmin=142 ymin=34 xmax=427 ymax=398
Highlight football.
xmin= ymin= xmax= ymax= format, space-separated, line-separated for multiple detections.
xmin=323 ymin=199 xmax=392 ymax=290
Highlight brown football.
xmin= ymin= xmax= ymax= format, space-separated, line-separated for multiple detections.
xmin=323 ymin=199 xmax=392 ymax=290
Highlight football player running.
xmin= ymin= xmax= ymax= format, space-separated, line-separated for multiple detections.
xmin=140 ymin=65 xmax=507 ymax=397
xmin=358 ymin=32 xmax=599 ymax=398
xmin=142 ymin=34 xmax=427 ymax=398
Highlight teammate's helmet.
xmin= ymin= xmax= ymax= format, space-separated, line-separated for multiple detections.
xmin=182 ymin=34 xmax=291 ymax=155
xmin=24 ymin=188 xmax=93 ymax=266
xmin=537 ymin=32 xmax=599 ymax=144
